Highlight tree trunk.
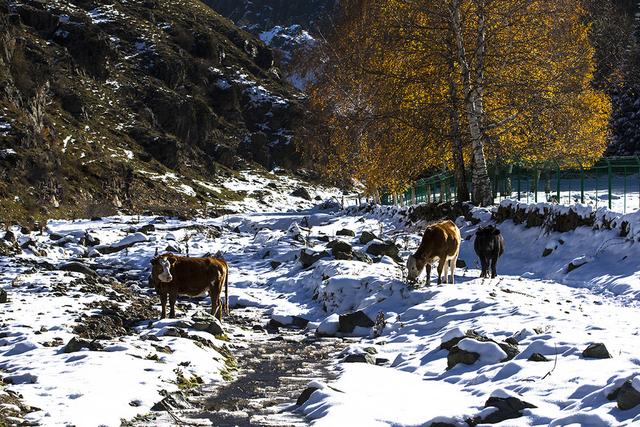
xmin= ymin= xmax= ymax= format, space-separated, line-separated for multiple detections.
xmin=449 ymin=0 xmax=493 ymax=206
xmin=447 ymin=47 xmax=470 ymax=202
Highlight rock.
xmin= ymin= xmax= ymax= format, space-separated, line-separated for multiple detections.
xmin=296 ymin=387 xmax=320 ymax=406
xmin=567 ymin=258 xmax=588 ymax=273
xmin=359 ymin=231 xmax=378 ymax=244
xmin=3 ymin=230 xmax=16 ymax=243
xmin=291 ymin=187 xmax=312 ymax=200
xmin=343 ymin=353 xmax=376 ymax=364
xmin=57 ymin=262 xmax=98 ymax=278
xmin=268 ymin=315 xmax=309 ymax=330
xmin=329 ymin=240 xmax=353 ymax=260
xmin=481 ymin=396 xmax=537 ymax=424
xmin=441 ymin=329 xmax=485 ymax=351
xmin=270 ymin=260 xmax=281 ymax=269
xmin=456 ymin=259 xmax=467 ymax=268
xmin=336 ymin=228 xmax=355 ymax=237
xmin=504 ymin=337 xmax=519 ymax=346
xmin=19 ymin=238 xmax=36 ymax=249
xmin=191 ymin=312 xmax=225 ymax=336
xmin=447 ymin=347 xmax=480 ymax=369
xmin=611 ymin=380 xmax=640 ymax=410
xmin=0 ymin=289 xmax=6 ymax=303
xmin=542 ymin=248 xmax=553 ymax=257
xmin=20 ymin=225 xmax=31 ymax=234
xmin=151 ymin=391 xmax=193 ymax=411
xmin=498 ymin=342 xmax=520 ymax=361
xmin=165 ymin=245 xmax=180 ymax=253
xmin=138 ymin=224 xmax=156 ymax=234
xmin=80 ymin=233 xmax=100 ymax=247
xmin=63 ymin=337 xmax=103 ymax=353
xmin=49 ymin=232 xmax=64 ymax=241
xmin=582 ymin=343 xmax=612 ymax=359
xmin=352 ymin=250 xmax=373 ymax=264
xmin=366 ymin=242 xmax=401 ymax=261
xmin=338 ymin=311 xmax=374 ymax=333
xmin=527 ymin=352 xmax=550 ymax=362
xmin=299 ymin=249 xmax=329 ymax=268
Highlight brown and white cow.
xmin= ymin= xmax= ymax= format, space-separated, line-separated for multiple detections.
xmin=150 ymin=254 xmax=229 ymax=320
xmin=406 ymin=220 xmax=461 ymax=285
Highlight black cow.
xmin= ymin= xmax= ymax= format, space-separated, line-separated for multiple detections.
xmin=474 ymin=225 xmax=505 ymax=278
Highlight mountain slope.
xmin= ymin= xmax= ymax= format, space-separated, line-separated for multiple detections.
xmin=0 ymin=0 xmax=305 ymax=220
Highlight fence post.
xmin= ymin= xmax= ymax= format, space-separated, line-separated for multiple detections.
xmin=556 ymin=163 xmax=560 ymax=203
xmin=580 ymin=166 xmax=585 ymax=204
xmin=607 ymin=159 xmax=612 ymax=210
xmin=517 ymin=174 xmax=521 ymax=201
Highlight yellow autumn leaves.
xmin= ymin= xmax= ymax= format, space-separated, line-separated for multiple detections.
xmin=301 ymin=0 xmax=611 ymax=202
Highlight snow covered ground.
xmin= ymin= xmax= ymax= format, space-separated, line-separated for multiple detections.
xmin=2 ymin=197 xmax=640 ymax=425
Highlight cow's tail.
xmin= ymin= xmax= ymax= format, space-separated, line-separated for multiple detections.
xmin=224 ymin=263 xmax=229 ymax=316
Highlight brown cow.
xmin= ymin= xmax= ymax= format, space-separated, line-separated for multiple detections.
xmin=150 ymin=254 xmax=229 ymax=320
xmin=406 ymin=220 xmax=461 ymax=285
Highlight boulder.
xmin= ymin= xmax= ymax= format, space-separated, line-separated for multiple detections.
xmin=3 ymin=230 xmax=16 ymax=243
xmin=481 ymin=396 xmax=537 ymax=424
xmin=456 ymin=259 xmax=467 ymax=268
xmin=63 ymin=337 xmax=103 ymax=353
xmin=138 ymin=224 xmax=156 ymax=234
xmin=191 ymin=311 xmax=224 ymax=336
xmin=338 ymin=311 xmax=374 ymax=333
xmin=582 ymin=343 xmax=612 ymax=359
xmin=0 ymin=289 xmax=7 ymax=303
xmin=367 ymin=242 xmax=401 ymax=262
xmin=299 ymin=249 xmax=328 ymax=268
xmin=151 ymin=391 xmax=193 ymax=411
xmin=609 ymin=380 xmax=640 ymax=410
xmin=270 ymin=260 xmax=281 ymax=269
xmin=291 ymin=187 xmax=312 ymax=200
xmin=329 ymin=240 xmax=353 ymax=260
xmin=343 ymin=353 xmax=376 ymax=364
xmin=57 ymin=262 xmax=98 ymax=278
xmin=352 ymin=250 xmax=373 ymax=264
xmin=336 ymin=228 xmax=355 ymax=237
xmin=527 ymin=352 xmax=550 ymax=362
xmin=447 ymin=347 xmax=480 ymax=369
xmin=296 ymin=387 xmax=320 ymax=406
xmin=359 ymin=231 xmax=378 ymax=244
xmin=567 ymin=258 xmax=588 ymax=273
xmin=542 ymin=248 xmax=553 ymax=257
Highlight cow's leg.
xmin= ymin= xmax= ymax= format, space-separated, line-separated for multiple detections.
xmin=449 ymin=257 xmax=456 ymax=284
xmin=168 ymin=291 xmax=177 ymax=319
xmin=491 ymin=254 xmax=498 ymax=278
xmin=437 ymin=260 xmax=445 ymax=285
xmin=425 ymin=264 xmax=432 ymax=286
xmin=159 ymin=291 xmax=167 ymax=319
xmin=480 ymin=256 xmax=488 ymax=278
xmin=209 ymin=284 xmax=220 ymax=320
xmin=442 ymin=258 xmax=449 ymax=284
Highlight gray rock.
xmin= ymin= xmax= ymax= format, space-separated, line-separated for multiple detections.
xmin=481 ymin=396 xmax=537 ymax=424
xmin=63 ymin=337 xmax=103 ymax=353
xmin=367 ymin=241 xmax=401 ymax=261
xmin=138 ymin=224 xmax=156 ymax=234
xmin=338 ymin=310 xmax=374 ymax=333
xmin=567 ymin=259 xmax=588 ymax=273
xmin=343 ymin=353 xmax=376 ymax=364
xmin=296 ymin=387 xmax=320 ymax=406
xmin=609 ymin=380 xmax=640 ymax=410
xmin=582 ymin=343 xmax=612 ymax=359
xmin=527 ymin=352 xmax=550 ymax=362
xmin=57 ymin=262 xmax=98 ymax=278
xmin=329 ymin=240 xmax=353 ymax=260
xmin=3 ymin=230 xmax=16 ymax=243
xmin=352 ymin=250 xmax=373 ymax=264
xmin=191 ymin=312 xmax=225 ymax=336
xmin=0 ymin=289 xmax=7 ymax=303
xmin=165 ymin=245 xmax=180 ymax=253
xmin=542 ymin=248 xmax=553 ymax=257
xmin=291 ymin=187 xmax=312 ymax=200
xmin=270 ymin=260 xmax=282 ymax=269
xmin=456 ymin=259 xmax=467 ymax=268
xmin=299 ymin=249 xmax=329 ymax=268
xmin=359 ymin=231 xmax=377 ymax=244
xmin=151 ymin=391 xmax=193 ymax=411
xmin=336 ymin=228 xmax=355 ymax=237
xmin=447 ymin=347 xmax=480 ymax=369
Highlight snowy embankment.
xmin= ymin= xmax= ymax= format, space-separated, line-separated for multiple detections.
xmin=1 ymin=197 xmax=640 ymax=425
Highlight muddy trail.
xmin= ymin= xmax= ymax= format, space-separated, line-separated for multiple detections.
xmin=135 ymin=306 xmax=350 ymax=426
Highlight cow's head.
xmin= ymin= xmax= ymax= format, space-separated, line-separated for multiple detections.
xmin=153 ymin=256 xmax=175 ymax=283
xmin=476 ymin=225 xmax=500 ymax=237
xmin=406 ymin=254 xmax=426 ymax=282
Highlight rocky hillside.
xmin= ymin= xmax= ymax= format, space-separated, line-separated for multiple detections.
xmin=204 ymin=0 xmax=336 ymax=86
xmin=0 ymin=0 xmax=306 ymax=221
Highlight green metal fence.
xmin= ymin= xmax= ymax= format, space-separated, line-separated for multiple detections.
xmin=382 ymin=156 xmax=640 ymax=213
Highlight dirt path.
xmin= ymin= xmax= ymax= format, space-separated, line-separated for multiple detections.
xmin=134 ymin=307 xmax=348 ymax=427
